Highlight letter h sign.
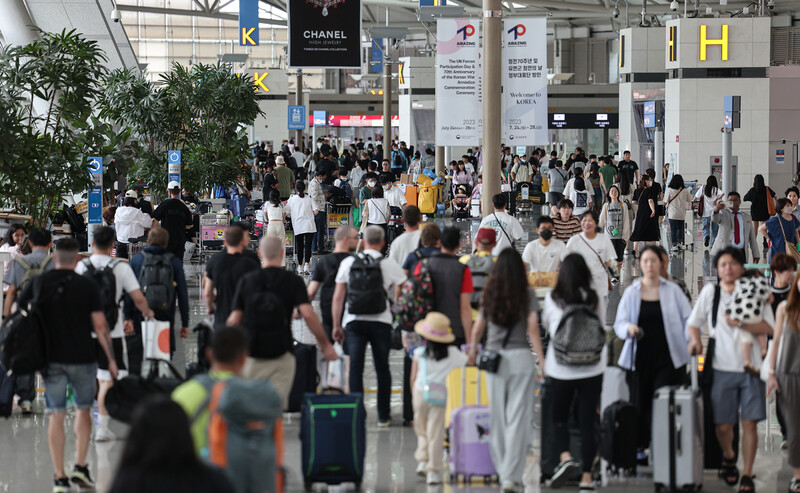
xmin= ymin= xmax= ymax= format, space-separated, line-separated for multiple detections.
xmin=700 ymin=24 xmax=728 ymax=61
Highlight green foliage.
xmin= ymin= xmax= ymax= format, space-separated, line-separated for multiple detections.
xmin=100 ymin=62 xmax=262 ymax=199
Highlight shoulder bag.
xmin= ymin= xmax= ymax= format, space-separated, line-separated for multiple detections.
xmin=579 ymin=234 xmax=614 ymax=291
xmin=766 ymin=187 xmax=777 ymax=216
xmin=777 ymin=216 xmax=800 ymax=263
xmin=420 ymin=349 xmax=447 ymax=406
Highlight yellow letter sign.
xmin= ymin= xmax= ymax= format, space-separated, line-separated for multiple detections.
xmin=242 ymin=27 xmax=257 ymax=46
xmin=253 ymin=72 xmax=269 ymax=92
xmin=700 ymin=24 xmax=728 ymax=61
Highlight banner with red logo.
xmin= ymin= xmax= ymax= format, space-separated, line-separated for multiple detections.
xmin=436 ymin=18 xmax=482 ymax=146
xmin=502 ymin=18 xmax=547 ymax=145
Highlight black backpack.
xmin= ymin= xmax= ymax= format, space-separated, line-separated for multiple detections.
xmin=138 ymin=251 xmax=176 ymax=321
xmin=347 ymin=255 xmax=386 ymax=315
xmin=0 ymin=276 xmax=53 ymax=375
xmin=63 ymin=205 xmax=86 ymax=234
xmin=80 ymin=259 xmax=120 ymax=330
xmin=393 ymin=151 xmax=404 ymax=169
xmin=242 ymin=271 xmax=292 ymax=359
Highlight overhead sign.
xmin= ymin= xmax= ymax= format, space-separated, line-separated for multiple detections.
xmin=700 ymin=24 xmax=728 ymax=61
xmin=643 ymin=101 xmax=656 ymax=128
xmin=288 ymin=105 xmax=306 ymax=130
xmin=668 ymin=26 xmax=677 ymax=62
xmin=313 ymin=110 xmax=327 ymax=126
xmin=502 ymin=17 xmax=547 ymax=145
xmin=239 ymin=0 xmax=259 ymax=46
xmin=310 ymin=114 xmax=399 ymax=127
xmin=419 ymin=0 xmax=446 ymax=5
xmin=548 ymin=113 xmax=619 ymax=129
xmin=168 ymin=150 xmax=181 ymax=184
xmin=436 ymin=18 xmax=482 ymax=146
xmin=288 ymin=0 xmax=362 ymax=68
xmin=87 ymin=157 xmax=103 ymax=225
xmin=370 ymin=40 xmax=383 ymax=74
xmin=777 ymin=149 xmax=785 ymax=166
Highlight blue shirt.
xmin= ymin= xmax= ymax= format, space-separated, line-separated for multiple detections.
xmin=613 ymin=277 xmax=693 ymax=370
xmin=402 ymin=246 xmax=440 ymax=272
xmin=765 ymin=215 xmax=800 ymax=261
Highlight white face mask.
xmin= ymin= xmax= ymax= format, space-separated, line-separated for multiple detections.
xmin=368 ymin=181 xmax=377 ymax=188
xmin=383 ymin=184 xmax=391 ymax=191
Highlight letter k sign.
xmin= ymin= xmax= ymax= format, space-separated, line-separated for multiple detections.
xmin=242 ymin=27 xmax=257 ymax=45
xmin=254 ymin=72 xmax=269 ymax=92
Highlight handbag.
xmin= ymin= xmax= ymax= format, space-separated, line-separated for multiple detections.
xmin=578 ymin=234 xmax=614 ymax=291
xmin=420 ymin=350 xmax=447 ymax=406
xmin=778 ymin=216 xmax=800 ymax=263
xmin=477 ymin=322 xmax=514 ymax=374
xmin=766 ymin=187 xmax=777 ymax=216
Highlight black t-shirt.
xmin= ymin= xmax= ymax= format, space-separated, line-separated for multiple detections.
xmin=206 ymin=251 xmax=260 ymax=328
xmin=137 ymin=200 xmax=154 ymax=216
xmin=311 ymin=252 xmax=351 ymax=329
xmin=231 ymin=267 xmax=309 ymax=358
xmin=17 ymin=270 xmax=102 ymax=364
xmin=619 ymin=160 xmax=639 ymax=182
xmin=153 ymin=198 xmax=193 ymax=255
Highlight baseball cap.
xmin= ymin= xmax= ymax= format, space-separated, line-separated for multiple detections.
xmin=475 ymin=228 xmax=497 ymax=245
xmin=125 ymin=190 xmax=138 ymax=199
xmin=167 ymin=181 xmax=181 ymax=191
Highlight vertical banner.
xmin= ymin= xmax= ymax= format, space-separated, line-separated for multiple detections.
xmin=288 ymin=105 xmax=306 ymax=130
xmin=288 ymin=0 xmax=361 ymax=68
xmin=436 ymin=18 xmax=482 ymax=146
xmin=239 ymin=0 xmax=259 ymax=46
xmin=168 ymin=150 xmax=181 ymax=185
xmin=87 ymin=157 xmax=103 ymax=225
xmin=370 ymin=40 xmax=383 ymax=74
xmin=502 ymin=18 xmax=547 ymax=145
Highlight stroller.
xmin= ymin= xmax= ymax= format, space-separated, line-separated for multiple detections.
xmin=452 ymin=184 xmax=471 ymax=221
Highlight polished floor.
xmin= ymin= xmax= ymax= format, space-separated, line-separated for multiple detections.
xmin=0 ymin=211 xmax=794 ymax=493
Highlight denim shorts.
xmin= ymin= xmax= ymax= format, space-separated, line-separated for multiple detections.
xmin=43 ymin=362 xmax=98 ymax=414
xmin=711 ymin=369 xmax=767 ymax=424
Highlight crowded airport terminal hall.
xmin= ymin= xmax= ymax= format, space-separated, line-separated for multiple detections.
xmin=3 ymin=0 xmax=800 ymax=491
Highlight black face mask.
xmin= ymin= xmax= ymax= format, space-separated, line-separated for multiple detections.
xmin=539 ymin=229 xmax=554 ymax=241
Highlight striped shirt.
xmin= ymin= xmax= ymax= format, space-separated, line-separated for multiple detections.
xmin=552 ymin=215 xmax=582 ymax=242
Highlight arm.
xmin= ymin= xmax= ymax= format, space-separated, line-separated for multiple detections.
xmin=129 ymin=290 xmax=154 ymax=319
xmin=460 ymin=292 xmax=473 ymax=345
xmin=331 ymin=283 xmax=347 ymax=342
xmin=93 ymin=312 xmax=119 ymax=379
xmin=526 ymin=311 xmax=545 ymax=379
xmin=410 ymin=357 xmax=418 ymax=391
xmin=598 ymin=203 xmax=608 ymax=228
xmin=298 ymin=303 xmax=337 ymax=361
xmin=648 ymin=198 xmax=656 ymax=217
xmin=758 ymin=222 xmax=769 ymax=240
xmin=307 ymin=280 xmax=321 ymax=301
xmin=466 ymin=315 xmax=487 ymax=365
xmin=767 ymin=302 xmax=786 ymax=395
xmin=203 ymin=274 xmax=216 ymax=315
xmin=688 ymin=324 xmax=703 ymax=356
xmin=3 ymin=285 xmax=15 ymax=317
xmin=613 ymin=288 xmax=636 ymax=339
xmin=226 ymin=309 xmax=242 ymax=326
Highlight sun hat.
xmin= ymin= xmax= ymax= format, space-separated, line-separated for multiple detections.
xmin=275 ymin=155 xmax=286 ymax=165
xmin=414 ymin=312 xmax=455 ymax=344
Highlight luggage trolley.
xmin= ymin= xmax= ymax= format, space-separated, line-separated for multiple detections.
xmin=325 ymin=201 xmax=353 ymax=250
xmin=199 ymin=213 xmax=230 ymax=261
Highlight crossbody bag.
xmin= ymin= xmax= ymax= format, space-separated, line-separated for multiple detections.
xmin=477 ymin=323 xmax=514 ymax=373
xmin=579 ymin=234 xmax=614 ymax=291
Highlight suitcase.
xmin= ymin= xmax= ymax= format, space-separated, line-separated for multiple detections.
xmin=504 ymin=191 xmax=516 ymax=215
xmin=405 ymin=185 xmax=418 ymax=206
xmin=445 ymin=367 xmax=489 ymax=428
xmin=286 ymin=342 xmax=318 ymax=413
xmin=652 ymin=357 xmax=704 ymax=492
xmin=300 ymin=391 xmax=366 ymax=491
xmin=601 ymin=344 xmax=639 ymax=472
xmin=418 ymin=185 xmax=438 ymax=214
xmin=449 ymin=368 xmax=497 ymax=483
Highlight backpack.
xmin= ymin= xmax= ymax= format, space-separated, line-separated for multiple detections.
xmin=80 ymin=259 xmax=120 ymax=330
xmin=242 ymin=271 xmax=292 ymax=359
xmin=17 ymin=256 xmax=53 ymax=294
xmin=393 ymin=151 xmax=405 ymax=169
xmin=347 ymin=254 xmax=386 ymax=315
xmin=138 ymin=251 xmax=176 ymax=321
xmin=63 ymin=204 xmax=86 ymax=234
xmin=464 ymin=255 xmax=494 ymax=309
xmin=392 ymin=254 xmax=435 ymax=332
xmin=552 ymin=304 xmax=605 ymax=366
xmin=0 ymin=275 xmax=54 ymax=375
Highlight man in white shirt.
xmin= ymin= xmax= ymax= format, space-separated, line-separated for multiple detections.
xmin=461 ymin=155 xmax=475 ymax=176
xmin=477 ymin=193 xmax=524 ymax=256
xmin=381 ymin=175 xmax=407 ymax=210
xmin=523 ymin=216 xmax=565 ymax=272
xmin=687 ymin=247 xmax=773 ymax=488
xmin=75 ymin=226 xmax=154 ymax=441
xmin=332 ymin=226 xmax=407 ymax=427
xmin=114 ymin=190 xmax=156 ymax=258
xmin=388 ymin=206 xmax=422 ymax=266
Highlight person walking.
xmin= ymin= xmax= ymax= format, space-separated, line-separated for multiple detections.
xmin=629 ymin=175 xmax=662 ymax=255
xmin=759 ymin=198 xmax=800 ymax=262
xmin=539 ymin=253 xmax=606 ymax=490
xmin=360 ymin=183 xmax=391 ymax=253
xmin=285 ymin=181 xmax=316 ymax=274
xmin=743 ymin=174 xmax=777 ymax=238
xmin=467 ymin=249 xmax=545 ymax=492
xmin=614 ymin=245 xmax=692 ymax=460
xmin=275 ymin=155 xmax=296 ymax=202
xmin=569 ymin=176 xmax=593 ymax=217
xmin=695 ymin=175 xmax=724 ymax=249
xmin=765 ymin=268 xmax=800 ymax=493
xmin=565 ymin=211 xmax=617 ymax=324
xmin=552 ymin=199 xmax=582 ymax=243
xmin=459 ymin=228 xmax=497 ymax=317
xmin=663 ymin=174 xmax=692 ymax=251
xmin=711 ymin=192 xmax=760 ymax=263
xmin=263 ymin=189 xmax=287 ymax=265
xmin=114 ymin=191 xmax=156 ymax=258
xmin=599 ymin=185 xmax=632 ymax=268
xmin=309 ymin=170 xmax=330 ymax=255
xmin=308 ymin=226 xmax=358 ymax=343
xmin=477 ymin=193 xmax=523 ymax=256
xmin=523 ymin=216 xmax=564 ymax=274
xmin=388 ymin=206 xmax=422 ymax=267
xmin=153 ymin=181 xmax=194 ymax=259
xmin=548 ymin=161 xmax=567 ymax=206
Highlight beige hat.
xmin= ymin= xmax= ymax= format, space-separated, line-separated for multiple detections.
xmin=414 ymin=312 xmax=455 ymax=344
xmin=275 ymin=155 xmax=285 ymax=165
xmin=125 ymin=190 xmax=138 ymax=199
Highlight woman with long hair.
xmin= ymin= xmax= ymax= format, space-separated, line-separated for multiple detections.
xmin=565 ymin=210 xmax=617 ymax=323
xmin=588 ymin=163 xmax=603 ymax=212
xmin=110 ymin=395 xmax=234 ymax=493
xmin=467 ymin=249 xmax=545 ymax=492
xmin=359 ymin=184 xmax=391 ymax=254
xmin=694 ymin=175 xmax=724 ymax=248
xmin=630 ymin=176 xmax=662 ymax=254
xmin=0 ymin=223 xmax=25 ymax=278
xmin=453 ymin=160 xmax=474 ymax=190
xmin=766 ymin=269 xmax=800 ymax=493
xmin=541 ymin=253 xmax=606 ymax=490
xmin=664 ymin=174 xmax=691 ymax=251
xmin=744 ymin=173 xmax=777 ymax=239
xmin=285 ymin=180 xmax=316 ymax=273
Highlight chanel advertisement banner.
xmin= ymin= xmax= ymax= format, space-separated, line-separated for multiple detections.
xmin=288 ymin=0 xmax=362 ymax=68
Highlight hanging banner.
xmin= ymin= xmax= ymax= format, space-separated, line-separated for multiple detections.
xmin=288 ymin=0 xmax=362 ymax=68
xmin=436 ymin=18 xmax=482 ymax=146
xmin=502 ymin=18 xmax=547 ymax=144
xmin=239 ymin=0 xmax=259 ymax=46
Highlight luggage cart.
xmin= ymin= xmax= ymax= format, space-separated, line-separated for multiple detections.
xmin=199 ymin=213 xmax=230 ymax=261
xmin=284 ymin=221 xmax=296 ymax=272
xmin=325 ymin=202 xmax=353 ymax=250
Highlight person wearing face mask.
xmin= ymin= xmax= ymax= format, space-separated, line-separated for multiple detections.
xmin=380 ymin=175 xmax=407 ymax=212
xmin=359 ymin=172 xmax=379 ymax=205
xmin=759 ymin=198 xmax=800 ymax=262
xmin=522 ymin=216 xmax=564 ymax=274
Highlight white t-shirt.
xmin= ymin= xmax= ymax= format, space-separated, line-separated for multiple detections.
xmin=75 ymin=254 xmax=141 ymax=338
xmin=564 ymin=232 xmax=616 ymax=298
xmin=335 ymin=249 xmax=407 ymax=328
xmin=366 ymin=198 xmax=390 ymax=225
xmin=694 ymin=186 xmax=723 ymax=218
xmin=412 ymin=346 xmax=468 ymax=390
xmin=522 ymin=239 xmax=565 ymax=273
xmin=385 ymin=186 xmax=407 ymax=209
xmin=570 ymin=189 xmax=593 ymax=217
xmin=541 ymin=293 xmax=607 ymax=380
xmin=478 ymin=211 xmax=524 ymax=256
xmin=285 ymin=195 xmax=317 ymax=235
xmin=687 ymin=283 xmax=774 ymax=373
xmin=388 ymin=229 xmax=422 ymax=267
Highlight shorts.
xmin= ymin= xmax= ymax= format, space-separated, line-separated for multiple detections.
xmin=43 ymin=362 xmax=98 ymax=414
xmin=711 ymin=369 xmax=766 ymax=424
xmin=96 ymin=338 xmax=128 ymax=381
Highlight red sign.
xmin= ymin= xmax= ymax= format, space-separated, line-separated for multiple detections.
xmin=309 ymin=114 xmax=399 ymax=127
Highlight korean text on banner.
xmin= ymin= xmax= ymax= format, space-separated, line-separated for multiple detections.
xmin=502 ymin=18 xmax=547 ymax=145
xmin=239 ymin=0 xmax=259 ymax=46
xmin=288 ymin=0 xmax=362 ymax=68
xmin=436 ymin=18 xmax=482 ymax=146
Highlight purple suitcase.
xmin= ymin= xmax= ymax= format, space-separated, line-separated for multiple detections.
xmin=449 ymin=368 xmax=497 ymax=482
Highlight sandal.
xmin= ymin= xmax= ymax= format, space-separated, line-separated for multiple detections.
xmin=719 ymin=457 xmax=739 ymax=486
xmin=739 ymin=475 xmax=755 ymax=493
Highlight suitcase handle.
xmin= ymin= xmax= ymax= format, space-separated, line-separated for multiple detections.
xmin=320 ymin=387 xmax=346 ymax=394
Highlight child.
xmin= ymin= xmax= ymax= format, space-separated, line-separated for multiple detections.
xmin=410 ymin=312 xmax=467 ymax=486
xmin=726 ymin=270 xmax=771 ymax=376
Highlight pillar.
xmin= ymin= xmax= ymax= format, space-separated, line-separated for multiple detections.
xmin=383 ymin=52 xmax=392 ymax=160
xmin=481 ymin=0 xmax=502 ymax=216
xmin=295 ymin=69 xmax=303 ymax=149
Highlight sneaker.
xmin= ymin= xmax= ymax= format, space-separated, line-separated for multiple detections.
xmin=53 ymin=477 xmax=70 ymax=493
xmin=501 ymin=480 xmax=519 ymax=492
xmin=304 ymin=263 xmax=310 ymax=274
xmin=71 ymin=464 xmax=95 ymax=488
xmin=550 ymin=458 xmax=579 ymax=489
xmin=704 ymin=236 xmax=710 ymax=247
xmin=377 ymin=418 xmax=391 ymax=428
xmin=20 ymin=400 xmax=32 ymax=415
xmin=416 ymin=462 xmax=427 ymax=477
xmin=426 ymin=472 xmax=442 ymax=485
xmin=782 ymin=439 xmax=789 ymax=450
xmin=579 ymin=481 xmax=596 ymax=491
xmin=94 ymin=426 xmax=117 ymax=442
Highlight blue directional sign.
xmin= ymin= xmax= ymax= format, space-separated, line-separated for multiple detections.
xmin=643 ymin=101 xmax=656 ymax=129
xmin=239 ymin=0 xmax=259 ymax=46
xmin=288 ymin=105 xmax=306 ymax=130
xmin=168 ymin=150 xmax=181 ymax=164
xmin=87 ymin=157 xmax=103 ymax=225
xmin=371 ymin=40 xmax=383 ymax=74
xmin=168 ymin=150 xmax=181 ymax=184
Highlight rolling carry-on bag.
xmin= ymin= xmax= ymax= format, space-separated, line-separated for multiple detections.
xmin=652 ymin=356 xmax=704 ymax=492
xmin=449 ymin=368 xmax=497 ymax=483
xmin=445 ymin=366 xmax=489 ymax=428
xmin=601 ymin=343 xmax=639 ymax=472
xmin=300 ymin=390 xmax=366 ymax=491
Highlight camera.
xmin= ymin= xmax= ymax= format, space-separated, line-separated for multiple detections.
xmin=670 ymin=0 xmax=679 ymax=11
xmin=111 ymin=8 xmax=121 ymax=22
xmin=767 ymin=0 xmax=775 ymax=9
xmin=612 ymin=6 xmax=620 ymax=17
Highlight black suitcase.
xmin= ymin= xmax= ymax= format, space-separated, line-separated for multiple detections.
xmin=504 ymin=191 xmax=516 ymax=216
xmin=601 ymin=400 xmax=639 ymax=472
xmin=287 ymin=342 xmax=318 ymax=412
